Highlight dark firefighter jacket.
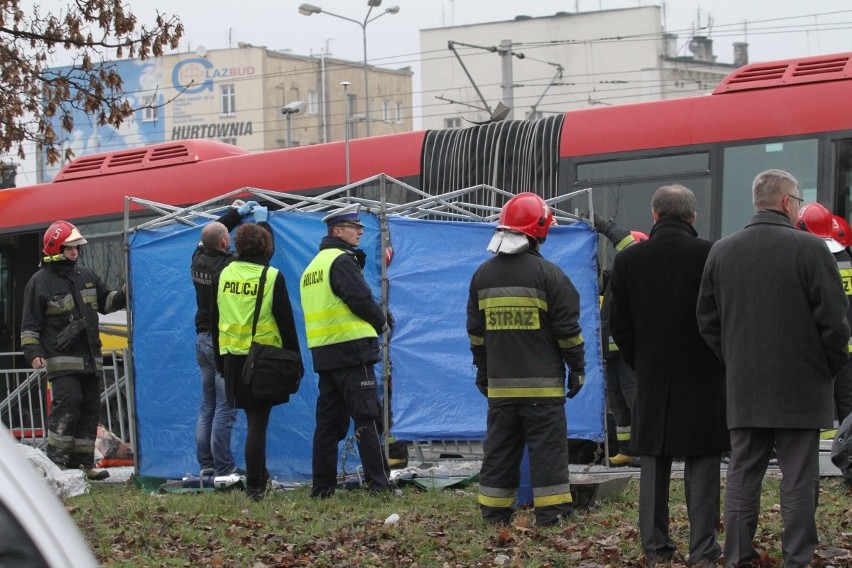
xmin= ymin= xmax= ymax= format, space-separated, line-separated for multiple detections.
xmin=610 ymin=216 xmax=728 ymax=456
xmin=21 ymin=260 xmax=126 ymax=379
xmin=302 ymin=236 xmax=387 ymax=372
xmin=467 ymin=247 xmax=585 ymax=407
xmin=191 ymin=207 xmax=243 ymax=334
xmin=598 ymin=220 xmax=635 ymax=359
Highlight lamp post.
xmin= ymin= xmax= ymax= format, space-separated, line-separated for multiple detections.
xmin=281 ymin=100 xmax=306 ymax=148
xmin=341 ymin=81 xmax=352 ymax=187
xmin=299 ymin=1 xmax=399 ymax=138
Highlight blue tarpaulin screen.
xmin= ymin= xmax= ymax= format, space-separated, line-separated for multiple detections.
xmin=129 ymin=211 xmax=603 ymax=481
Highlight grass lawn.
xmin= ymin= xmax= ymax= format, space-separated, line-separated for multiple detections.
xmin=66 ymin=473 xmax=852 ymax=567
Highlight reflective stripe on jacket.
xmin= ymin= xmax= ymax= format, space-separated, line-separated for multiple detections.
xmin=217 ymin=262 xmax=281 ymax=355
xmin=467 ymin=249 xmax=584 ymax=406
xmin=300 ymin=249 xmax=376 ymax=348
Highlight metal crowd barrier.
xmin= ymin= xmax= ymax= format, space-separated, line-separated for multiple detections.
xmin=0 ymin=350 xmax=134 ymax=452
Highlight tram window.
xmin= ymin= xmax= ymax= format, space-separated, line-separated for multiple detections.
xmin=591 ymin=177 xmax=711 ymax=269
xmin=577 ymin=153 xmax=708 ymax=183
xmin=721 ymin=139 xmax=818 ymax=237
xmin=833 ymin=139 xmax=852 ymax=222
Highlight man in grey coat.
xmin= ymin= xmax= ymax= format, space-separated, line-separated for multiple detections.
xmin=697 ymin=169 xmax=850 ymax=568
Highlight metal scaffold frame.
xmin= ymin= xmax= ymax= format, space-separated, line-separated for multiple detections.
xmin=124 ymin=174 xmax=593 ymax=460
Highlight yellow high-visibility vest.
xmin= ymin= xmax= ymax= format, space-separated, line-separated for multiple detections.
xmin=300 ymin=249 xmax=376 ymax=348
xmin=217 ymin=262 xmax=281 ymax=355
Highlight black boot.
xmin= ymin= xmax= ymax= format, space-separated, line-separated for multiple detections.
xmin=246 ymin=474 xmax=268 ymax=501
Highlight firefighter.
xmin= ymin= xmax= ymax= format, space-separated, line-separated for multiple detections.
xmin=467 ymin=192 xmax=586 ymax=527
xmin=21 ymin=221 xmax=127 ymax=480
xmin=832 ymin=214 xmax=852 ymax=251
xmin=592 ymin=214 xmax=647 ymax=467
xmin=797 ymin=203 xmax=852 ymax=427
xmin=300 ymin=203 xmax=392 ymax=498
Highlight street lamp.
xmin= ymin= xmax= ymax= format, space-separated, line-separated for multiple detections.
xmin=281 ymin=100 xmax=306 ymax=148
xmin=299 ymin=1 xmax=399 ymax=137
xmin=341 ymin=81 xmax=352 ymax=187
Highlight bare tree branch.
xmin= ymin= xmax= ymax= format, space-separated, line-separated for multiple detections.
xmin=0 ymin=0 xmax=184 ymax=165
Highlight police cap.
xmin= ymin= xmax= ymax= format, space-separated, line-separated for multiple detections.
xmin=322 ymin=203 xmax=364 ymax=227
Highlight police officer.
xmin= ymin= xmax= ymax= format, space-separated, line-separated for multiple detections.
xmin=467 ymin=192 xmax=585 ymax=527
xmin=21 ymin=220 xmax=126 ymax=480
xmin=211 ymin=221 xmax=301 ymax=501
xmin=300 ymin=203 xmax=391 ymax=498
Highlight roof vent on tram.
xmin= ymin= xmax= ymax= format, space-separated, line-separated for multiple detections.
xmin=713 ymin=53 xmax=852 ymax=94
xmin=54 ymin=140 xmax=248 ymax=182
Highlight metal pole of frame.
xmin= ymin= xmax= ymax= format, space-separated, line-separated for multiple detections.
xmin=379 ymin=174 xmax=390 ymax=460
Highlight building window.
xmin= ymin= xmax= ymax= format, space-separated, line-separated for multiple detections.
xmin=444 ymin=117 xmax=462 ymax=129
xmin=307 ymin=90 xmax=318 ymax=115
xmin=221 ymin=138 xmax=237 ymax=146
xmin=395 ymin=102 xmax=403 ymax=123
xmin=141 ymin=95 xmax=158 ymax=122
xmin=220 ymin=84 xmax=236 ymax=116
xmin=383 ymin=100 xmax=391 ymax=122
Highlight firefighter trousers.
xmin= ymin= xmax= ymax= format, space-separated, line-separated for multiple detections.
xmin=47 ymin=373 xmax=101 ymax=469
xmin=311 ymin=363 xmax=390 ymax=497
xmin=478 ymin=403 xmax=573 ymax=526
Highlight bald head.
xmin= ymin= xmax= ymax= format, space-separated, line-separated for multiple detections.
xmin=201 ymin=222 xmax=229 ymax=251
xmin=651 ymin=184 xmax=697 ymax=224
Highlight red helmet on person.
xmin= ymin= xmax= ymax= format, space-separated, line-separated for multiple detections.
xmin=832 ymin=215 xmax=852 ymax=248
xmin=630 ymin=230 xmax=649 ymax=243
xmin=43 ymin=220 xmax=88 ymax=257
xmin=796 ymin=202 xmax=833 ymax=238
xmin=497 ymin=192 xmax=554 ymax=241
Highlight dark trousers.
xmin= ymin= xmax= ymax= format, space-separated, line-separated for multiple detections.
xmin=244 ymin=405 xmax=271 ymax=491
xmin=47 ymin=373 xmax=102 ymax=468
xmin=312 ymin=363 xmax=389 ymax=496
xmin=605 ymin=354 xmax=637 ymax=428
xmin=478 ymin=404 xmax=573 ymax=526
xmin=724 ymin=428 xmax=820 ymax=568
xmin=639 ymin=453 xmax=722 ymax=562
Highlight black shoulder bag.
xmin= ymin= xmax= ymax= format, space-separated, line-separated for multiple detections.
xmin=240 ymin=266 xmax=303 ymax=405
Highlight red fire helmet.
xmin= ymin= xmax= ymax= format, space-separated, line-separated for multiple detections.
xmin=43 ymin=220 xmax=88 ymax=257
xmin=832 ymin=215 xmax=852 ymax=248
xmin=497 ymin=193 xmax=554 ymax=241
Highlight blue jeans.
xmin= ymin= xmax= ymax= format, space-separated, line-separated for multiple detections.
xmin=195 ymin=332 xmax=237 ymax=475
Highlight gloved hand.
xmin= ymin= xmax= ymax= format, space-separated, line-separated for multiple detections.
xmin=56 ymin=318 xmax=88 ymax=351
xmin=253 ymin=206 xmax=269 ymax=223
xmin=582 ymin=211 xmax=609 ymax=233
xmin=566 ymin=370 xmax=585 ymax=399
xmin=237 ymin=200 xmax=259 ymax=216
xmin=475 ymin=368 xmax=488 ymax=397
xmin=385 ymin=310 xmax=395 ymax=333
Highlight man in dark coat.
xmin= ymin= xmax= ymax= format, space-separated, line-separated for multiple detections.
xmin=610 ymin=184 xmax=728 ymax=566
xmin=697 ymin=169 xmax=849 ymax=568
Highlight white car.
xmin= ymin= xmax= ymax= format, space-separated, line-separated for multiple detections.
xmin=0 ymin=425 xmax=98 ymax=567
